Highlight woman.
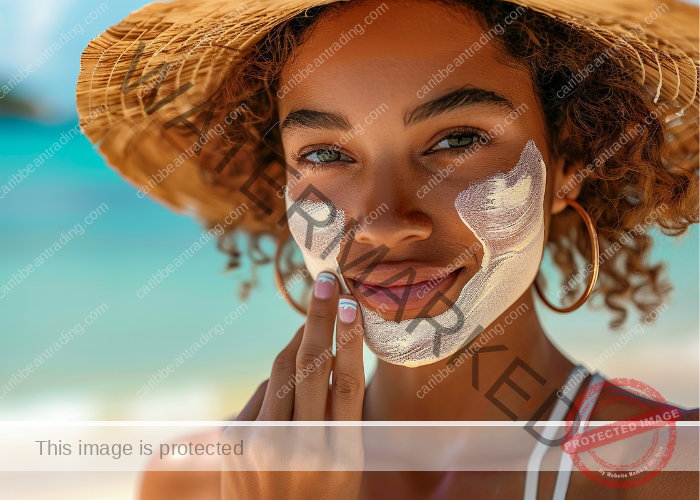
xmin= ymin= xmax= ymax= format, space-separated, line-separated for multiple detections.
xmin=76 ymin=0 xmax=698 ymax=497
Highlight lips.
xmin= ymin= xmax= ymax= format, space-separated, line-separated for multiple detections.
xmin=347 ymin=265 xmax=465 ymax=315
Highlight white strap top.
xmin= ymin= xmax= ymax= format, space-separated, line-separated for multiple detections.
xmin=523 ymin=366 xmax=605 ymax=500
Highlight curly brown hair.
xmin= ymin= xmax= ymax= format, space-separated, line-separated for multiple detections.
xmin=204 ymin=0 xmax=698 ymax=328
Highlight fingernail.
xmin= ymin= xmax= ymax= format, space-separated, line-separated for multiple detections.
xmin=314 ymin=272 xmax=335 ymax=299
xmin=338 ymin=298 xmax=357 ymax=323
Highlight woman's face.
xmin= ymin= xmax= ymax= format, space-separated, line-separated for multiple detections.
xmin=277 ymin=0 xmax=570 ymax=322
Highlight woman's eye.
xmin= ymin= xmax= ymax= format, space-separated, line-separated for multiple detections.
xmin=303 ymin=149 xmax=353 ymax=163
xmin=435 ymin=134 xmax=478 ymax=149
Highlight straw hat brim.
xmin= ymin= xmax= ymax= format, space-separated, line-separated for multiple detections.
xmin=76 ymin=0 xmax=699 ymax=234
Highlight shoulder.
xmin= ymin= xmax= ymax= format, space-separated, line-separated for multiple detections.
xmin=567 ymin=470 xmax=699 ymax=500
xmin=586 ymin=380 xmax=697 ymax=422
xmin=139 ymin=428 xmax=223 ymax=500
xmin=566 ymin=379 xmax=698 ymax=499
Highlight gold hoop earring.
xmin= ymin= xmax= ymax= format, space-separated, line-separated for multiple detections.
xmin=535 ymin=198 xmax=600 ymax=313
xmin=274 ymin=226 xmax=308 ymax=315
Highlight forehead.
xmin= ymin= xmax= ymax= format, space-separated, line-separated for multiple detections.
xmin=277 ymin=0 xmax=536 ymax=119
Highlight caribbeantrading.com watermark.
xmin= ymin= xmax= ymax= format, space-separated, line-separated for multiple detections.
xmin=0 ymin=303 xmax=109 ymax=399
xmin=275 ymin=200 xmax=389 ymax=301
xmin=555 ymin=3 xmax=669 ymax=100
xmin=416 ymin=241 xmax=480 ymax=299
xmin=276 ymin=322 xmax=363 ymax=399
xmin=557 ymin=303 xmax=669 ymax=398
xmin=136 ymin=203 xmax=248 ymax=299
xmin=276 ymin=3 xmax=389 ymax=98
xmin=416 ymin=101 xmax=528 ymax=198
xmin=105 ymin=27 xmax=683 ymax=455
xmin=1 ymin=104 xmax=108 ymax=200
xmin=0 ymin=203 xmax=110 ymax=299
xmin=136 ymin=101 xmax=249 ymax=198
xmin=416 ymin=3 xmax=528 ymax=99
xmin=137 ymin=304 xmax=249 ymax=398
xmin=557 ymin=203 xmax=668 ymax=299
xmin=277 ymin=103 xmax=389 ymax=200
xmin=113 ymin=29 xmax=531 ymax=344
xmin=0 ymin=4 xmax=109 ymax=99
xmin=135 ymin=4 xmax=249 ymax=101
xmin=417 ymin=302 xmax=529 ymax=398
xmin=112 ymin=18 xmax=672 ymax=364
xmin=557 ymin=103 xmax=669 ymax=198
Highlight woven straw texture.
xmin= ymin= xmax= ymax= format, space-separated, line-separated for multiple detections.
xmin=76 ymin=0 xmax=699 ymax=233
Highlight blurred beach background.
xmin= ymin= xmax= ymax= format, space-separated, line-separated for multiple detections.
xmin=1 ymin=0 xmax=698 ymax=498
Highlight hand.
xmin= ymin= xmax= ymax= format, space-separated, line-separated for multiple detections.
xmin=223 ymin=271 xmax=365 ymax=500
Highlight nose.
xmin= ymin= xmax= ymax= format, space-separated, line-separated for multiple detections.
xmin=352 ymin=170 xmax=432 ymax=249
xmin=354 ymin=211 xmax=432 ymax=248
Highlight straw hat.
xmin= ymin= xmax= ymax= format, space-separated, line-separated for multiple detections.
xmin=76 ymin=0 xmax=699 ymax=238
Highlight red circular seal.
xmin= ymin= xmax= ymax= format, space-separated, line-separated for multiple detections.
xmin=560 ymin=377 xmax=678 ymax=489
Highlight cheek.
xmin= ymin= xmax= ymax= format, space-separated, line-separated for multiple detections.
xmin=361 ymin=140 xmax=547 ymax=367
xmin=283 ymin=161 xmax=345 ymax=203
xmin=285 ymin=190 xmax=344 ymax=253
xmin=541 ymin=155 xmax=559 ymax=237
xmin=455 ymin=140 xmax=546 ymax=260
xmin=284 ymin=188 xmax=350 ymax=293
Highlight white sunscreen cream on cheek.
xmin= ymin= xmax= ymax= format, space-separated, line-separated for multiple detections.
xmin=284 ymin=193 xmax=351 ymax=294
xmin=285 ymin=140 xmax=546 ymax=367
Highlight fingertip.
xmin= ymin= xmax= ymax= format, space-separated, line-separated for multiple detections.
xmin=336 ymin=295 xmax=363 ymax=348
xmin=337 ymin=296 xmax=358 ymax=325
xmin=314 ymin=272 xmax=338 ymax=300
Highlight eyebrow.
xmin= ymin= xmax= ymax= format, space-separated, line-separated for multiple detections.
xmin=281 ymin=109 xmax=353 ymax=133
xmin=404 ymin=87 xmax=515 ymax=127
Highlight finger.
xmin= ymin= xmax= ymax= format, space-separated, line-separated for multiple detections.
xmin=331 ymin=296 xmax=365 ymax=421
xmin=235 ymin=380 xmax=269 ymax=421
xmin=257 ymin=325 xmax=304 ymax=421
xmin=293 ymin=272 xmax=339 ymax=421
